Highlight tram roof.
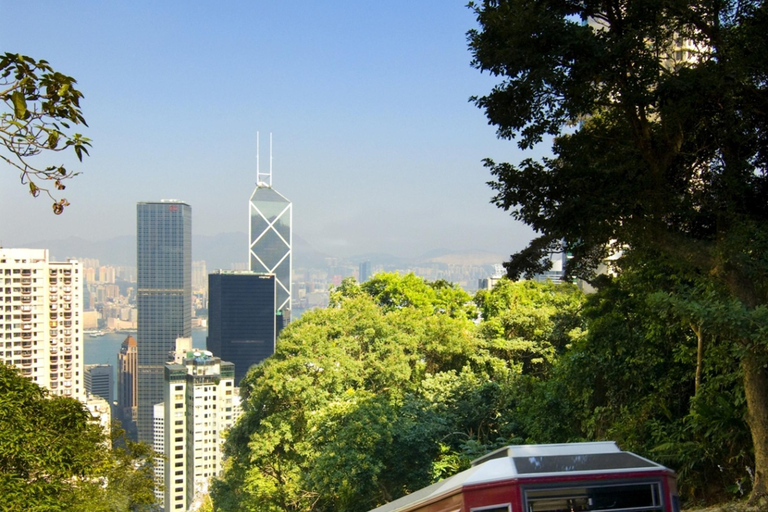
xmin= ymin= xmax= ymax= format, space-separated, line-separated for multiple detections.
xmin=368 ymin=442 xmax=670 ymax=512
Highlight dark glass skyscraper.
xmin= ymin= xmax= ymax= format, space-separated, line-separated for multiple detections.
xmin=207 ymin=271 xmax=280 ymax=385
xmin=136 ymin=200 xmax=191 ymax=443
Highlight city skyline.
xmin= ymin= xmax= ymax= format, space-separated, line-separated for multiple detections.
xmin=0 ymin=1 xmax=537 ymax=261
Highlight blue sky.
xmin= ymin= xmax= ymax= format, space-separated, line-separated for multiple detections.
xmin=0 ymin=1 xmax=537 ymax=259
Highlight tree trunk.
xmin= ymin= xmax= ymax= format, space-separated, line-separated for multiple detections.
xmin=691 ymin=323 xmax=703 ymax=394
xmin=743 ymin=355 xmax=768 ymax=504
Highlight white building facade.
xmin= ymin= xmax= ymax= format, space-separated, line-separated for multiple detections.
xmin=0 ymin=248 xmax=84 ymax=400
xmin=159 ymin=342 xmax=239 ymax=511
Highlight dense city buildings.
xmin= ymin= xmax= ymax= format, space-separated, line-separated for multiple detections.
xmin=207 ymin=271 xmax=280 ymax=385
xmin=118 ymin=335 xmax=139 ymax=436
xmin=249 ymin=135 xmax=292 ymax=326
xmin=0 ymin=248 xmax=85 ymax=400
xmin=136 ymin=200 xmax=192 ymax=443
xmin=156 ymin=338 xmax=239 ymax=511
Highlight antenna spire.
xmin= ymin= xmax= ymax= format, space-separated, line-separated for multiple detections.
xmin=256 ymin=132 xmax=273 ymax=187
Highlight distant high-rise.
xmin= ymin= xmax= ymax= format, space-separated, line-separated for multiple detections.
xmin=207 ymin=271 xmax=280 ymax=385
xmin=118 ymin=335 xmax=138 ymax=437
xmin=249 ymin=133 xmax=291 ymax=324
xmin=0 ymin=248 xmax=84 ymax=401
xmin=85 ymin=363 xmax=113 ymax=404
xmin=136 ymin=200 xmax=192 ymax=443
xmin=359 ymin=261 xmax=372 ymax=283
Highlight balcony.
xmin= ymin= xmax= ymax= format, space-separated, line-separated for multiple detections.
xmin=21 ymin=368 xmax=32 ymax=376
xmin=21 ymin=278 xmax=31 ymax=285
xmin=49 ymin=339 xmax=57 ymax=345
xmin=21 ymin=305 xmax=31 ymax=312
xmin=50 ymin=330 xmax=58 ymax=336
xmin=21 ymin=360 xmax=32 ymax=367
xmin=21 ymin=341 xmax=32 ymax=349
xmin=22 ymin=350 xmax=31 ymax=357
xmin=21 ymin=288 xmax=31 ymax=295
xmin=63 ymin=295 xmax=71 ymax=302
xmin=64 ymin=372 xmax=71 ymax=379
xmin=22 ymin=323 xmax=31 ymax=331
xmin=49 ymin=321 xmax=58 ymax=328
xmin=63 ymin=270 xmax=71 ymax=276
xmin=21 ymin=297 xmax=31 ymax=304
xmin=21 ymin=270 xmax=31 ymax=277
xmin=49 ymin=304 xmax=57 ymax=311
xmin=63 ymin=278 xmax=71 ymax=285
xmin=50 ymin=286 xmax=58 ymax=293
xmin=63 ymin=286 xmax=71 ymax=293
xmin=50 ymin=382 xmax=58 ymax=389
xmin=49 ymin=296 xmax=57 ymax=303
xmin=21 ymin=333 xmax=32 ymax=340
xmin=50 ymin=364 xmax=58 ymax=372
xmin=22 ymin=315 xmax=32 ymax=322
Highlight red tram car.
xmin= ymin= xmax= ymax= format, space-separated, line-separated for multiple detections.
xmin=368 ymin=442 xmax=679 ymax=512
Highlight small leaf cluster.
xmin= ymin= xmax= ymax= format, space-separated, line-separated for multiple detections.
xmin=1 ymin=53 xmax=91 ymax=214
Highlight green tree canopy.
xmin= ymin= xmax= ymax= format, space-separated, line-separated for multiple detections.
xmin=214 ymin=275 xmax=525 ymax=512
xmin=0 ymin=363 xmax=155 ymax=511
xmin=1 ymin=53 xmax=90 ymax=213
xmin=469 ymin=0 xmax=768 ymax=501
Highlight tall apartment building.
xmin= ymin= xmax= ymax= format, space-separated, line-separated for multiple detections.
xmin=153 ymin=402 xmax=165 ymax=507
xmin=207 ymin=271 xmax=280 ymax=385
xmin=157 ymin=339 xmax=239 ymax=511
xmin=0 ymin=248 xmax=84 ymax=400
xmin=137 ymin=200 xmax=192 ymax=443
xmin=250 ymin=133 xmax=292 ymax=325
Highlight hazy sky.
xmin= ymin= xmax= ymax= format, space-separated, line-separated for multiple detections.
xmin=0 ymin=1 xmax=539 ymax=259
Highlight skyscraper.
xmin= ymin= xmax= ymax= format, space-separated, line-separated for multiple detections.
xmin=359 ymin=261 xmax=372 ymax=283
xmin=249 ymin=133 xmax=292 ymax=324
xmin=0 ymin=248 xmax=84 ymax=401
xmin=207 ymin=271 xmax=280 ymax=385
xmin=118 ymin=335 xmax=138 ymax=438
xmin=136 ymin=200 xmax=192 ymax=443
xmin=85 ymin=363 xmax=113 ymax=404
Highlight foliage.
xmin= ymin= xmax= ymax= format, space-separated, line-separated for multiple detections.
xmin=468 ymin=0 xmax=768 ymax=501
xmin=475 ymin=278 xmax=586 ymax=377
xmin=0 ymin=363 xmax=156 ymax=511
xmin=1 ymin=53 xmax=90 ymax=214
xmin=213 ymin=274 xmax=533 ymax=512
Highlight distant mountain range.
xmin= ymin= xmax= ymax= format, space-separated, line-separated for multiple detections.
xmin=14 ymin=233 xmax=505 ymax=270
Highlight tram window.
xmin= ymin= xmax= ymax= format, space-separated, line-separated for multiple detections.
xmin=471 ymin=506 xmax=510 ymax=512
xmin=525 ymin=482 xmax=662 ymax=512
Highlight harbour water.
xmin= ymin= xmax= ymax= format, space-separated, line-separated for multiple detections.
xmin=84 ymin=329 xmax=208 ymax=396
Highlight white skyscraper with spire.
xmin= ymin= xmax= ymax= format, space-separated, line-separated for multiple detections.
xmin=249 ymin=133 xmax=292 ymax=324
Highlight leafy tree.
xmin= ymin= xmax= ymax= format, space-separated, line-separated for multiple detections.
xmin=1 ymin=53 xmax=90 ymax=214
xmin=475 ymin=278 xmax=586 ymax=377
xmin=468 ymin=0 xmax=768 ymax=501
xmin=0 ymin=363 xmax=156 ymax=511
xmin=213 ymin=275 xmax=518 ymax=512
